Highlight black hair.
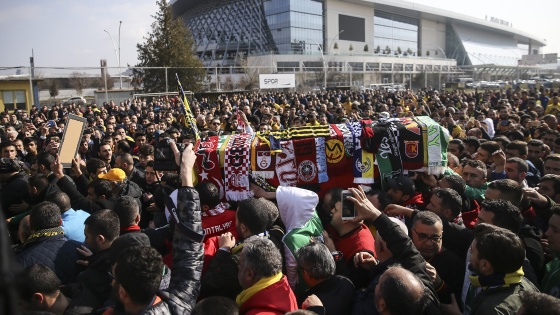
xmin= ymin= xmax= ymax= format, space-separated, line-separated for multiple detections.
xmin=113 ymin=196 xmax=140 ymax=227
xmin=84 ymin=209 xmax=120 ymax=242
xmin=195 ymin=181 xmax=220 ymax=208
xmin=44 ymin=191 xmax=72 ymax=213
xmin=474 ymin=223 xmax=525 ymax=274
xmin=237 ymin=198 xmax=271 ymax=235
xmin=114 ymin=246 xmax=163 ymax=305
xmin=480 ymin=199 xmax=522 ymax=233
xmin=87 ymin=179 xmax=114 ymax=199
xmin=29 ymin=201 xmax=61 ymax=231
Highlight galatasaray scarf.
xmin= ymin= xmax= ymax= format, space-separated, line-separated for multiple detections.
xmin=251 ymin=137 xmax=275 ymax=179
xmin=469 ymin=267 xmax=524 ymax=290
xmin=236 ymin=272 xmax=283 ymax=306
xmin=224 ymin=133 xmax=254 ymax=201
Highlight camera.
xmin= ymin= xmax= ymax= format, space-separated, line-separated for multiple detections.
xmin=154 ymin=137 xmax=185 ymax=171
xmin=341 ymin=190 xmax=356 ymax=220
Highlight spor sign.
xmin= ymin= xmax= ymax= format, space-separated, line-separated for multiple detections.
xmin=259 ymin=74 xmax=295 ymax=89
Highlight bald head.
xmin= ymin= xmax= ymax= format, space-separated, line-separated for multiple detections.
xmin=376 ymin=266 xmax=427 ymax=314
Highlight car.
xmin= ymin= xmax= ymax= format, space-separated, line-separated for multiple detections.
xmin=62 ymin=96 xmax=86 ymax=106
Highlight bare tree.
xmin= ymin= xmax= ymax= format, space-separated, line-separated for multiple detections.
xmin=234 ymin=53 xmax=260 ymax=91
xmin=70 ymin=72 xmax=88 ymax=96
xmin=46 ymin=79 xmax=59 ymax=99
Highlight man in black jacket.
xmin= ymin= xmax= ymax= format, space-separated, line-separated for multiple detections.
xmin=104 ymin=142 xmax=204 ymax=315
xmin=16 ymin=201 xmax=83 ymax=285
xmin=349 ymin=186 xmax=441 ymax=315
xmin=66 ymin=209 xmax=121 ymax=311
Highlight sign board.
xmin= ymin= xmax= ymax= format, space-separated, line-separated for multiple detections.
xmin=59 ymin=114 xmax=87 ymax=168
xmin=259 ymin=74 xmax=295 ymax=89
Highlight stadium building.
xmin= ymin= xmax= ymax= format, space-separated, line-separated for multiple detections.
xmin=171 ymin=0 xmax=548 ymax=89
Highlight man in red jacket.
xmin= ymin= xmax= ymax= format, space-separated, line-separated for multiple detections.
xmin=237 ymin=237 xmax=297 ymax=315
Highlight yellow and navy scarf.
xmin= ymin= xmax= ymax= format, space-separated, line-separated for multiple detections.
xmin=469 ymin=267 xmax=524 ymax=290
xmin=236 ymin=272 xmax=283 ymax=306
xmin=24 ymin=226 xmax=65 ymax=246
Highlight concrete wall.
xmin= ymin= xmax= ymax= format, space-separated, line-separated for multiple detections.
xmin=325 ymin=0 xmax=374 ymax=54
xmin=419 ymin=19 xmax=447 ymax=58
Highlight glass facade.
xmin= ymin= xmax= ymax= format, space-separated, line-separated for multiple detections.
xmin=173 ymin=0 xmax=323 ymax=66
xmin=373 ymin=11 xmax=419 ymax=56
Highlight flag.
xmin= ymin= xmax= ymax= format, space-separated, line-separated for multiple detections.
xmin=176 ymin=73 xmax=200 ymax=150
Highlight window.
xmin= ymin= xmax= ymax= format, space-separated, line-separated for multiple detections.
xmin=3 ymin=90 xmax=26 ymax=110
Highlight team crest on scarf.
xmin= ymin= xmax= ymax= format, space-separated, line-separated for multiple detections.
xmin=326 ymin=139 xmax=344 ymax=164
xmin=355 ymin=157 xmax=372 ymax=173
xmin=298 ymin=160 xmax=317 ymax=182
xmin=258 ymin=152 xmax=272 ymax=169
xmin=404 ymin=140 xmax=419 ymax=159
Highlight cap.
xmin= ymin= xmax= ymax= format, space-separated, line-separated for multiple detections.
xmin=386 ymin=176 xmax=416 ymax=196
xmin=98 ymin=168 xmax=126 ymax=181
xmin=0 ymin=158 xmax=23 ymax=174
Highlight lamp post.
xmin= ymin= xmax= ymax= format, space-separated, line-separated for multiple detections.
xmin=104 ymin=21 xmax=123 ymax=89
xmin=324 ymin=30 xmax=344 ymax=89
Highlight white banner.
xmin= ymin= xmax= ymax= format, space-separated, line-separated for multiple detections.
xmin=259 ymin=74 xmax=295 ymax=89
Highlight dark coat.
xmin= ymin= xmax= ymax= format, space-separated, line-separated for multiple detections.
xmin=57 ymin=175 xmax=115 ymax=213
xmin=301 ymin=275 xmax=354 ymax=315
xmin=1 ymin=172 xmax=29 ymax=217
xmin=353 ymin=215 xmax=442 ymax=315
xmin=16 ymin=234 xmax=83 ymax=284
xmin=103 ymin=187 xmax=204 ymax=315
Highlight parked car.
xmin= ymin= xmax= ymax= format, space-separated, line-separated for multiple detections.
xmin=62 ymin=96 xmax=86 ymax=106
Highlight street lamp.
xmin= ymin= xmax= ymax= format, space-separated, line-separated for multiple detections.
xmin=104 ymin=21 xmax=123 ymax=89
xmin=324 ymin=30 xmax=344 ymax=89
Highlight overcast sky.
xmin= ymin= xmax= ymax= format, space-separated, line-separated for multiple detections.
xmin=1 ymin=0 xmax=558 ymax=76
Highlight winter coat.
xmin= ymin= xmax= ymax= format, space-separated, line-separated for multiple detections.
xmin=16 ymin=234 xmax=83 ymax=284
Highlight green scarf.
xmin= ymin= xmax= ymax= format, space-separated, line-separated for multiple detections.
xmin=236 ymin=272 xmax=283 ymax=306
xmin=24 ymin=226 xmax=65 ymax=246
xmin=469 ymin=267 xmax=524 ymax=290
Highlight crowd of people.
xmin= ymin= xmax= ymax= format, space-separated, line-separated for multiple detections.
xmin=2 ymin=85 xmax=560 ymax=314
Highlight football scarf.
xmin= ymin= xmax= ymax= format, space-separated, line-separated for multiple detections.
xmin=347 ymin=122 xmax=374 ymax=184
xmin=294 ymin=138 xmax=319 ymax=185
xmin=218 ymin=135 xmax=230 ymax=167
xmin=176 ymin=74 xmax=200 ymax=151
xmin=416 ymin=116 xmax=447 ymax=174
xmin=251 ymin=137 xmax=275 ymax=179
xmin=269 ymin=125 xmax=330 ymax=140
xmin=314 ymin=137 xmax=329 ymax=183
xmin=336 ymin=123 xmax=354 ymax=157
xmin=275 ymin=140 xmax=298 ymax=186
xmin=224 ymin=133 xmax=254 ymax=201
xmin=195 ymin=136 xmax=225 ymax=199
xmin=399 ymin=117 xmax=425 ymax=171
xmin=373 ymin=119 xmax=404 ymax=190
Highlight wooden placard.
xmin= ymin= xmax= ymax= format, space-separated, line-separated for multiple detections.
xmin=59 ymin=114 xmax=87 ymax=168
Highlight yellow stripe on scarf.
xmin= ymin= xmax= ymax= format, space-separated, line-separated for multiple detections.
xmin=469 ymin=267 xmax=524 ymax=289
xmin=236 ymin=272 xmax=283 ymax=306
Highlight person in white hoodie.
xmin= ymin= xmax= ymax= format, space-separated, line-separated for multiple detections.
xmin=251 ymin=184 xmax=324 ymax=295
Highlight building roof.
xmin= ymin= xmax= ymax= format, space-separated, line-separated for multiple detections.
xmin=344 ymin=0 xmax=546 ymax=47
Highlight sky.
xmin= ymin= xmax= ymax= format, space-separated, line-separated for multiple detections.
xmin=1 ymin=0 xmax=558 ymax=76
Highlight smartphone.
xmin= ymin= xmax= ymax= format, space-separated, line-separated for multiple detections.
xmin=501 ymin=120 xmax=510 ymax=126
xmin=341 ymin=190 xmax=356 ymax=220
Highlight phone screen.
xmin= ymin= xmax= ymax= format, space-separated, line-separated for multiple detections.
xmin=341 ymin=190 xmax=355 ymax=220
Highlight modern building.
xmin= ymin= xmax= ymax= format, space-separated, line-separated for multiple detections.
xmin=171 ymin=0 xmax=548 ymax=89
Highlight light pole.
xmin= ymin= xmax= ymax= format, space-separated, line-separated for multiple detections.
xmin=324 ymin=30 xmax=344 ymax=89
xmin=104 ymin=21 xmax=123 ymax=89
